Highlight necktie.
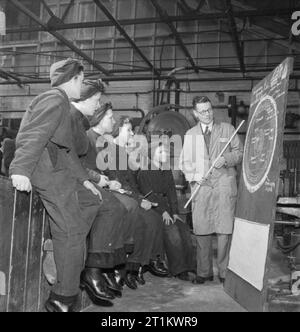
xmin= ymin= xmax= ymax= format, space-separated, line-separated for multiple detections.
xmin=203 ymin=125 xmax=211 ymax=151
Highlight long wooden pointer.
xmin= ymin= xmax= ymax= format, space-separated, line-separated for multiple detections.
xmin=184 ymin=120 xmax=245 ymax=209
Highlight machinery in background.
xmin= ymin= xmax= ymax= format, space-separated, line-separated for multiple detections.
xmin=275 ymin=197 xmax=300 ymax=295
xmin=228 ymin=96 xmax=249 ymax=127
xmin=269 ymin=140 xmax=300 ymax=310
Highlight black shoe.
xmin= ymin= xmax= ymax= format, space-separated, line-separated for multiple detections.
xmin=124 ymin=271 xmax=138 ymax=290
xmin=136 ymin=268 xmax=146 ymax=285
xmin=157 ymin=256 xmax=168 ymax=270
xmin=176 ymin=271 xmax=190 ymax=281
xmin=219 ymin=277 xmax=225 ymax=284
xmin=192 ymin=275 xmax=214 ymax=284
xmin=80 ymin=268 xmax=114 ymax=307
xmin=45 ymin=298 xmax=76 ymax=312
xmin=102 ymin=272 xmax=123 ymax=298
xmin=115 ymin=269 xmax=125 ymax=288
xmin=148 ymin=259 xmax=170 ymax=278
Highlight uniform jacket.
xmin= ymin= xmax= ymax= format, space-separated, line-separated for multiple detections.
xmin=69 ymin=104 xmax=104 ymax=184
xmin=10 ymin=88 xmax=88 ymax=186
xmin=179 ymin=121 xmax=243 ymax=235
xmin=137 ymin=166 xmax=179 ymax=216
xmin=87 ymin=129 xmax=143 ymax=202
xmin=2 ymin=138 xmax=16 ymax=176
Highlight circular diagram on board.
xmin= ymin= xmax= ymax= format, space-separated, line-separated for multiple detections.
xmin=243 ymin=95 xmax=278 ymax=193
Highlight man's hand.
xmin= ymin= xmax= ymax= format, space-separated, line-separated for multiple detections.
xmin=214 ymin=156 xmax=226 ymax=169
xmin=109 ymin=180 xmax=122 ymax=191
xmin=11 ymin=175 xmax=32 ymax=192
xmin=140 ymin=199 xmax=152 ymax=211
xmin=173 ymin=214 xmax=184 ymax=223
xmin=83 ymin=180 xmax=102 ymax=200
xmin=196 ymin=177 xmax=206 ymax=186
xmin=98 ymin=175 xmax=110 ymax=188
xmin=162 ymin=211 xmax=174 ymax=226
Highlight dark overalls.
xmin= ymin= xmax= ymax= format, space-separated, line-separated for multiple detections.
xmin=10 ymin=88 xmax=114 ymax=298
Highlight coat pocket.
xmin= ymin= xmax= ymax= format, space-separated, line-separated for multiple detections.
xmin=219 ymin=137 xmax=231 ymax=153
xmin=219 ymin=175 xmax=237 ymax=197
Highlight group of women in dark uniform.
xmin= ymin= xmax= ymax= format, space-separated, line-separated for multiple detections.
xmin=69 ymin=79 xmax=196 ymax=298
xmin=9 ymin=59 xmax=195 ymax=312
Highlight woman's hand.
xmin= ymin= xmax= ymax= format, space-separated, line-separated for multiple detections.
xmin=98 ymin=175 xmax=110 ymax=188
xmin=140 ymin=199 xmax=152 ymax=211
xmin=108 ymin=180 xmax=122 ymax=191
xmin=162 ymin=211 xmax=174 ymax=226
xmin=11 ymin=174 xmax=32 ymax=192
xmin=83 ymin=180 xmax=102 ymax=201
xmin=173 ymin=214 xmax=184 ymax=223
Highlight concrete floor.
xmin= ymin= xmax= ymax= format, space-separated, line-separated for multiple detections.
xmin=84 ymin=239 xmax=299 ymax=312
xmin=85 ymin=273 xmax=245 ymax=312
xmin=85 ymin=234 xmax=245 ymax=312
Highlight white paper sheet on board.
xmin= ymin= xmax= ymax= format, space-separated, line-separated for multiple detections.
xmin=228 ymin=218 xmax=270 ymax=291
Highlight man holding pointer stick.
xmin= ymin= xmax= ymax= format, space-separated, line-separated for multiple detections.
xmin=179 ymin=96 xmax=244 ymax=285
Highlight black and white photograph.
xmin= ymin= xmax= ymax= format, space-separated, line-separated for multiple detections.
xmin=0 ymin=0 xmax=300 ymax=315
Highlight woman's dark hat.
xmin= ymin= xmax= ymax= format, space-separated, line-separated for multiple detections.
xmin=50 ymin=58 xmax=84 ymax=87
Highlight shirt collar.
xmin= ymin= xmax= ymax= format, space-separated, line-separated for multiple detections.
xmin=200 ymin=121 xmax=213 ymax=133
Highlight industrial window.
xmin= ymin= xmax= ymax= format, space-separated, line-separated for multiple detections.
xmin=0 ymin=47 xmax=13 ymax=71
xmin=0 ymin=0 xmax=41 ymax=42
xmin=14 ymin=46 xmax=37 ymax=74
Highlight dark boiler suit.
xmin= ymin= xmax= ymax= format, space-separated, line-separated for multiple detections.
xmin=10 ymin=88 xmax=111 ymax=297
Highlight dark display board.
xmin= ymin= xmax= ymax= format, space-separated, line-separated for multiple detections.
xmin=224 ymin=58 xmax=294 ymax=312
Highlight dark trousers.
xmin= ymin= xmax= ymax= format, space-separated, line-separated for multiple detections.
xmin=35 ymin=175 xmax=90 ymax=297
xmin=36 ymin=173 xmax=126 ymax=297
xmin=163 ymin=220 xmax=196 ymax=276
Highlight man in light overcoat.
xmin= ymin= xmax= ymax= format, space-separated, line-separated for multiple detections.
xmin=179 ymin=96 xmax=243 ymax=284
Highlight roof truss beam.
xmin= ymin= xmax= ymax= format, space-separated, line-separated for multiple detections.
xmin=93 ymin=0 xmax=160 ymax=76
xmin=0 ymin=69 xmax=23 ymax=86
xmin=225 ymin=0 xmax=246 ymax=74
xmin=6 ymin=8 xmax=299 ymax=34
xmin=10 ymin=0 xmax=111 ymax=76
xmin=150 ymin=0 xmax=199 ymax=74
xmin=61 ymin=0 xmax=75 ymax=22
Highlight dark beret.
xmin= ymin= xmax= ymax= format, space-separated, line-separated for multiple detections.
xmin=80 ymin=79 xmax=106 ymax=101
xmin=50 ymin=58 xmax=84 ymax=87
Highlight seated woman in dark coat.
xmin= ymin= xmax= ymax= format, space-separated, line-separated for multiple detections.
xmin=137 ymin=141 xmax=196 ymax=280
xmin=69 ymin=79 xmax=130 ymax=300
xmin=110 ymin=116 xmax=168 ymax=278
xmin=86 ymin=109 xmax=170 ymax=288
